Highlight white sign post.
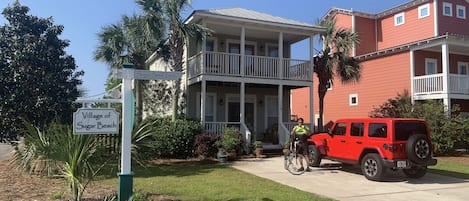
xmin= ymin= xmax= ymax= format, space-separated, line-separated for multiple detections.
xmin=113 ymin=63 xmax=182 ymax=201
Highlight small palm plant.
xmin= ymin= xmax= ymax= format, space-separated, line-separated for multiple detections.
xmin=12 ymin=121 xmax=107 ymax=201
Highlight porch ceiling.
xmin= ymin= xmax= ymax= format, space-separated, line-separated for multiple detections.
xmin=206 ymin=22 xmax=309 ymax=44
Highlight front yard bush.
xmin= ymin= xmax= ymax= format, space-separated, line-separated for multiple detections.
xmin=194 ymin=133 xmax=220 ymax=158
xmin=141 ymin=116 xmax=202 ymax=158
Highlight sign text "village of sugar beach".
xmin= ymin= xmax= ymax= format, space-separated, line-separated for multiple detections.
xmin=73 ymin=108 xmax=119 ymax=134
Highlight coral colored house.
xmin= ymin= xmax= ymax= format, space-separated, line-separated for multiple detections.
xmin=292 ymin=0 xmax=469 ymax=127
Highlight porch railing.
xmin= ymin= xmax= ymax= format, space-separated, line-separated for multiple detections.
xmin=188 ymin=52 xmax=312 ymax=81
xmin=413 ymin=74 xmax=469 ymax=95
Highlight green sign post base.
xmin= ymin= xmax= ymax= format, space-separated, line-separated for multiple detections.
xmin=118 ymin=173 xmax=134 ymax=201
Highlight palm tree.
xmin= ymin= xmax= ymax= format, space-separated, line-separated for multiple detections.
xmin=94 ymin=6 xmax=165 ymax=125
xmin=314 ymin=18 xmax=361 ymax=131
xmin=160 ymin=0 xmax=211 ymax=121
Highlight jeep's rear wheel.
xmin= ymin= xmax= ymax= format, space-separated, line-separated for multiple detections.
xmin=406 ymin=134 xmax=431 ymax=164
xmin=403 ymin=166 xmax=427 ymax=178
xmin=361 ymin=153 xmax=386 ymax=181
xmin=308 ymin=145 xmax=321 ymax=167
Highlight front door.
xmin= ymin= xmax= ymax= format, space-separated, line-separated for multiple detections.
xmin=227 ymin=101 xmax=255 ymax=131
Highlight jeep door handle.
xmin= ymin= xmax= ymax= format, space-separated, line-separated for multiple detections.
xmin=340 ymin=140 xmax=346 ymax=143
xmin=356 ymin=141 xmax=362 ymax=144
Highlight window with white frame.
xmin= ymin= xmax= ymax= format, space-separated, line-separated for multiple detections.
xmin=425 ymin=58 xmax=438 ymax=75
xmin=457 ymin=5 xmax=466 ymax=19
xmin=443 ymin=2 xmax=453 ymax=16
xmin=419 ymin=4 xmax=430 ymax=19
xmin=349 ymin=94 xmax=358 ymax=106
xmin=196 ymin=93 xmax=216 ymax=122
xmin=459 ymin=62 xmax=469 ymax=75
xmin=394 ymin=12 xmax=405 ymax=26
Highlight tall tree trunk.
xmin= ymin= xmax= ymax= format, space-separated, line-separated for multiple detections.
xmin=317 ymin=81 xmax=328 ymax=132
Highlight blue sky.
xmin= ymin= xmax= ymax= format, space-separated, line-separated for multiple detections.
xmin=0 ymin=0 xmax=410 ymax=98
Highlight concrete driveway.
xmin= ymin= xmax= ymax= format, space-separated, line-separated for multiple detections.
xmin=231 ymin=156 xmax=469 ymax=201
xmin=0 ymin=143 xmax=13 ymax=161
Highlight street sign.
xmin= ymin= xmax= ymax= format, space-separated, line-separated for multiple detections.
xmin=73 ymin=108 xmax=119 ymax=134
xmin=112 ymin=68 xmax=183 ymax=81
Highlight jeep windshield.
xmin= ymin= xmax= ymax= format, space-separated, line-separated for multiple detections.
xmin=394 ymin=122 xmax=428 ymax=141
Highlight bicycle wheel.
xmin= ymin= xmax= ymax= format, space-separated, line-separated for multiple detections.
xmin=286 ymin=153 xmax=307 ymax=175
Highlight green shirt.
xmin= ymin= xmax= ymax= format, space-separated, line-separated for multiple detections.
xmin=293 ymin=125 xmax=309 ymax=135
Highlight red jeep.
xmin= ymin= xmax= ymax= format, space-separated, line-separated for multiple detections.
xmin=307 ymin=118 xmax=438 ymax=181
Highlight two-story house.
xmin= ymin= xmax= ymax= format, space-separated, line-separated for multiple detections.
xmin=147 ymin=8 xmax=325 ymax=149
xmin=292 ymin=0 xmax=469 ymax=125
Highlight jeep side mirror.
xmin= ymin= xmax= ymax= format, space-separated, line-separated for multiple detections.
xmin=327 ymin=128 xmax=332 ymax=135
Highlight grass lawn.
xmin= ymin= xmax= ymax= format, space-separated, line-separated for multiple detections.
xmin=429 ymin=158 xmax=469 ymax=179
xmin=98 ymin=162 xmax=334 ymax=201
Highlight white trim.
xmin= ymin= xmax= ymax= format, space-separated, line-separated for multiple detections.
xmin=456 ymin=5 xmax=466 ymax=19
xmin=349 ymin=93 xmax=358 ymax=106
xmin=434 ymin=0 xmax=438 ymax=36
xmin=394 ymin=12 xmax=405 ymax=26
xmin=425 ymin=58 xmax=438 ymax=75
xmin=419 ymin=3 xmax=431 ymax=19
xmin=326 ymin=79 xmax=333 ymax=91
xmin=458 ymin=62 xmax=469 ymax=75
xmin=443 ymin=2 xmax=453 ymax=17
xmin=196 ymin=92 xmax=217 ymax=122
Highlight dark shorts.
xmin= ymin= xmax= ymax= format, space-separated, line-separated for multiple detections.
xmin=294 ymin=134 xmax=309 ymax=156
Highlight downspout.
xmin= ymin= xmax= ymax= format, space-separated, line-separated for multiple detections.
xmin=351 ymin=8 xmax=356 ymax=57
xmin=434 ymin=0 xmax=439 ymax=36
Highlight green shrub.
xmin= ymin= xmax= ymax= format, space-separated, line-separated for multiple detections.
xmin=216 ymin=127 xmax=241 ymax=152
xmin=140 ymin=116 xmax=202 ymax=158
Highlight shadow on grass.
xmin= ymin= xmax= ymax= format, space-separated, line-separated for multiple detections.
xmin=428 ymin=169 xmax=469 ymax=180
xmin=95 ymin=160 xmax=230 ymax=179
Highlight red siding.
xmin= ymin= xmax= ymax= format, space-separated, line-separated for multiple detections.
xmin=377 ymin=3 xmax=435 ymax=50
xmin=438 ymin=0 xmax=469 ymax=35
xmin=355 ymin=16 xmax=376 ymax=55
xmin=292 ymin=52 xmax=412 ymax=125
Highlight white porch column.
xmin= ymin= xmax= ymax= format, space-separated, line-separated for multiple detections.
xmin=309 ymin=35 xmax=315 ymax=131
xmin=278 ymin=84 xmax=283 ymax=128
xmin=240 ymin=82 xmax=245 ymax=124
xmin=410 ymin=50 xmax=415 ymax=104
xmin=201 ymin=26 xmax=206 ymax=74
xmin=201 ymin=79 xmax=206 ymax=124
xmin=240 ymin=27 xmax=245 ymax=76
xmin=442 ymin=43 xmax=451 ymax=115
xmin=278 ymin=32 xmax=284 ymax=79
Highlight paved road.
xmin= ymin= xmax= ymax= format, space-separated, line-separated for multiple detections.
xmin=231 ymin=156 xmax=469 ymax=201
xmin=0 ymin=143 xmax=13 ymax=161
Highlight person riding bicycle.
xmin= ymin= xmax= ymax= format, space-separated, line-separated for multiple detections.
xmin=290 ymin=117 xmax=311 ymax=172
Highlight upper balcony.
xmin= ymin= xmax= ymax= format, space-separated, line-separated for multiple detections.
xmin=413 ymin=74 xmax=469 ymax=96
xmin=187 ymin=51 xmax=312 ymax=83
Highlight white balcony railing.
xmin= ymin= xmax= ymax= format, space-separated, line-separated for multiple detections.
xmin=188 ymin=52 xmax=312 ymax=81
xmin=413 ymin=74 xmax=469 ymax=95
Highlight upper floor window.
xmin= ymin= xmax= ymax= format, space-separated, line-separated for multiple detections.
xmin=443 ymin=2 xmax=453 ymax=17
xmin=326 ymin=79 xmax=333 ymax=91
xmin=349 ymin=94 xmax=358 ymax=106
xmin=425 ymin=58 xmax=438 ymax=75
xmin=457 ymin=5 xmax=466 ymax=19
xmin=394 ymin=12 xmax=405 ymax=26
xmin=419 ymin=4 xmax=430 ymax=19
xmin=206 ymin=39 xmax=215 ymax=52
xmin=459 ymin=62 xmax=469 ymax=75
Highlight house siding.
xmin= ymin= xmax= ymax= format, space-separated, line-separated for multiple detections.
xmin=377 ymin=4 xmax=434 ymax=50
xmin=292 ymin=52 xmax=411 ymax=124
xmin=355 ymin=16 xmax=377 ymax=55
xmin=414 ymin=51 xmax=469 ymax=75
xmin=438 ymin=0 xmax=469 ymax=35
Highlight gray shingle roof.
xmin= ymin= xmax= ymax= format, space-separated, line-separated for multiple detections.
xmin=196 ymin=7 xmax=320 ymax=29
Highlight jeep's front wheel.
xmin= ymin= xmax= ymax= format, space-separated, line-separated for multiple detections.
xmin=308 ymin=145 xmax=321 ymax=167
xmin=403 ymin=166 xmax=427 ymax=178
xmin=361 ymin=153 xmax=386 ymax=181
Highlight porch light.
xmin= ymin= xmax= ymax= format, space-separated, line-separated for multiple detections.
xmin=219 ymin=98 xmax=224 ymax=106
xmin=258 ymin=99 xmax=263 ymax=106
